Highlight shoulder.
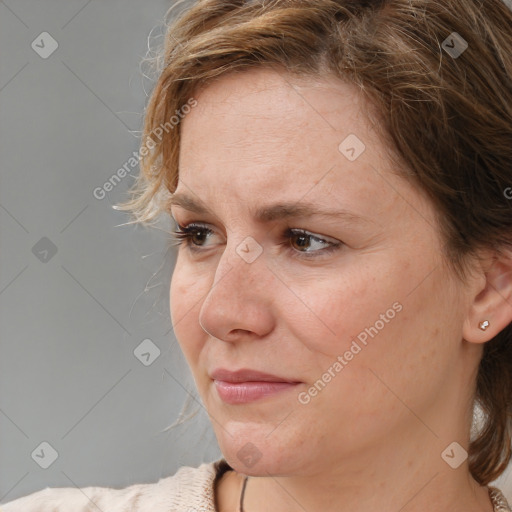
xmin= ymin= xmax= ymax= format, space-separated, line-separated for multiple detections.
xmin=0 ymin=458 xmax=230 ymax=512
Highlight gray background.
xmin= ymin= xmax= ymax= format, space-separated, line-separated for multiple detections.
xmin=0 ymin=0 xmax=221 ymax=503
xmin=0 ymin=0 xmax=511 ymax=505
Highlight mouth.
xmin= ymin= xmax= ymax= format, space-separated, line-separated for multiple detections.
xmin=210 ymin=368 xmax=302 ymax=404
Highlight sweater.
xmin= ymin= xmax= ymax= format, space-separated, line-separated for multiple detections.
xmin=0 ymin=458 xmax=232 ymax=512
xmin=1 ymin=457 xmax=511 ymax=511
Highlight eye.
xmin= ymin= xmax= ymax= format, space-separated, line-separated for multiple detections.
xmin=170 ymin=222 xmax=217 ymax=251
xmin=170 ymin=222 xmax=343 ymax=259
xmin=282 ymin=228 xmax=342 ymax=258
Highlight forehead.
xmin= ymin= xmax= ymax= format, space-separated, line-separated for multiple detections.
xmin=182 ymin=67 xmax=368 ymax=147
xmin=176 ymin=67 xmax=409 ymax=222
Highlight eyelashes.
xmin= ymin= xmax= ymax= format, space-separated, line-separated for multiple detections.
xmin=170 ymin=222 xmax=343 ymax=260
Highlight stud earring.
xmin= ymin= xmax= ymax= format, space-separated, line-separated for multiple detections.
xmin=479 ymin=320 xmax=490 ymax=331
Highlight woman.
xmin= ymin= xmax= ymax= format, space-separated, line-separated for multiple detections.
xmin=2 ymin=0 xmax=512 ymax=510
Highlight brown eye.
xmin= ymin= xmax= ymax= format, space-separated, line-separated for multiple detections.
xmin=171 ymin=223 xmax=343 ymax=260
xmin=282 ymin=228 xmax=343 ymax=260
xmin=171 ymin=223 xmax=215 ymax=251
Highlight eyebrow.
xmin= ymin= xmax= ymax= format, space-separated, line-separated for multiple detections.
xmin=167 ymin=192 xmax=374 ymax=226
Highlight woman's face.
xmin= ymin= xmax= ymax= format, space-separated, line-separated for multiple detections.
xmin=169 ymin=67 xmax=475 ymax=476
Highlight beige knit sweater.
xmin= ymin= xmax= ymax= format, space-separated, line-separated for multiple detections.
xmin=1 ymin=457 xmax=511 ymax=511
xmin=0 ymin=458 xmax=231 ymax=512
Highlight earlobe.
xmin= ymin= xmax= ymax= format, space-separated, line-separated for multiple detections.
xmin=462 ymin=251 xmax=512 ymax=344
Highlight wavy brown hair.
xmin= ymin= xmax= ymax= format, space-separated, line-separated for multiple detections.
xmin=115 ymin=0 xmax=512 ymax=486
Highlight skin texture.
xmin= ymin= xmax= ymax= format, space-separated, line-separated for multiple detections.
xmin=169 ymin=67 xmax=512 ymax=512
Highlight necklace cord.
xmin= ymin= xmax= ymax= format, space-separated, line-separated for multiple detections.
xmin=239 ymin=475 xmax=249 ymax=512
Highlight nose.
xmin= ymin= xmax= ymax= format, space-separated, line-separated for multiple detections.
xmin=198 ymin=238 xmax=275 ymax=342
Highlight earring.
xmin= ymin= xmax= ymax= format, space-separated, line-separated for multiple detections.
xmin=479 ymin=320 xmax=490 ymax=331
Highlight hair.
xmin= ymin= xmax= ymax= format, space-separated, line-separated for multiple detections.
xmin=115 ymin=0 xmax=512 ymax=486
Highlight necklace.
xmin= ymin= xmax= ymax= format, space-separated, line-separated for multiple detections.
xmin=238 ymin=477 xmax=511 ymax=512
xmin=239 ymin=475 xmax=249 ymax=512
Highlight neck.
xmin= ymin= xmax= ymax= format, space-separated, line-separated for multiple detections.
xmin=239 ymin=428 xmax=493 ymax=512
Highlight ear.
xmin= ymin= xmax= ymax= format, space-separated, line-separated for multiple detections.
xmin=463 ymin=249 xmax=512 ymax=343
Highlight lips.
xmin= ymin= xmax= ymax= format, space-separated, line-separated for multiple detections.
xmin=210 ymin=368 xmax=302 ymax=404
xmin=209 ymin=368 xmax=300 ymax=383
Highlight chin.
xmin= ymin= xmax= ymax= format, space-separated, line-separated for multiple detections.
xmin=214 ymin=424 xmax=305 ymax=476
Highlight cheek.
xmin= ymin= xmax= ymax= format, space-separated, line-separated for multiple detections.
xmin=291 ymin=254 xmax=453 ymax=392
xmin=311 ymin=265 xmax=459 ymax=417
xmin=282 ymin=262 xmax=388 ymax=358
xmin=169 ymin=260 xmax=206 ymax=365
